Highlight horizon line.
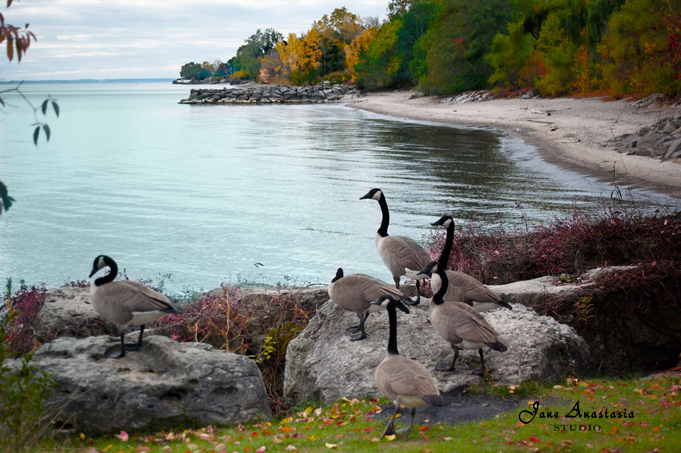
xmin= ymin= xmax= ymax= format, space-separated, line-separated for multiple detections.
xmin=0 ymin=78 xmax=178 ymax=84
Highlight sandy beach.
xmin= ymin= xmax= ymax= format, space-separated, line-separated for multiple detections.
xmin=349 ymin=91 xmax=681 ymax=199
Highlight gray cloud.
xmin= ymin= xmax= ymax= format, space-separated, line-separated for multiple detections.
xmin=1 ymin=0 xmax=387 ymax=80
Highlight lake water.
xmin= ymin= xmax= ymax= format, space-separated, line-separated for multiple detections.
xmin=0 ymin=83 xmax=673 ymax=290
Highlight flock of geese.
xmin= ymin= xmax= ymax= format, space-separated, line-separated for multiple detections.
xmin=329 ymin=188 xmax=510 ymax=436
xmin=86 ymin=188 xmax=510 ymax=437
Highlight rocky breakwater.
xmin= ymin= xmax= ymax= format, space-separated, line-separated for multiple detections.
xmin=179 ymin=81 xmax=362 ymax=105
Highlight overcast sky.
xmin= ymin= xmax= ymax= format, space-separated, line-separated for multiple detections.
xmin=0 ymin=0 xmax=388 ymax=81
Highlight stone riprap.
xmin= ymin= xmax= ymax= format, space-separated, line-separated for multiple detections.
xmin=283 ymin=300 xmax=589 ymax=407
xmin=179 ymin=82 xmax=361 ymax=105
xmin=606 ymin=113 xmax=681 ymax=160
xmin=13 ymin=335 xmax=272 ymax=433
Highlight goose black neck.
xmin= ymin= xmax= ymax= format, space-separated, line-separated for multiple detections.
xmin=432 ymin=266 xmax=448 ymax=306
xmin=437 ymin=221 xmax=454 ymax=268
xmin=95 ymin=260 xmax=117 ymax=286
xmin=332 ymin=268 xmax=343 ymax=283
xmin=377 ymin=194 xmax=390 ymax=238
xmin=386 ymin=303 xmax=399 ymax=355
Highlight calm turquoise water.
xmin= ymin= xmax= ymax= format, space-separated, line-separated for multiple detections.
xmin=0 ymin=83 xmax=671 ymax=290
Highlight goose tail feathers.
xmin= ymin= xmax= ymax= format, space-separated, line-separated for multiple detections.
xmin=485 ymin=341 xmax=508 ymax=352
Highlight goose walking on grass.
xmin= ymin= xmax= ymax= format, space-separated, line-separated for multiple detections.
xmin=328 ymin=268 xmax=412 ymax=341
xmin=372 ymin=294 xmax=443 ymax=436
xmin=89 ymin=255 xmax=184 ymax=359
xmin=417 ymin=261 xmax=507 ymax=375
xmin=360 ymin=188 xmax=431 ymax=305
xmin=430 ymin=215 xmax=512 ymax=312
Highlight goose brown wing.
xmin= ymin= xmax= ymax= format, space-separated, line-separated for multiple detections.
xmin=110 ymin=281 xmax=179 ymax=313
xmin=446 ymin=271 xmax=501 ymax=303
xmin=343 ymin=274 xmax=404 ymax=301
xmin=435 ymin=302 xmax=499 ymax=344
xmin=381 ymin=236 xmax=431 ymax=271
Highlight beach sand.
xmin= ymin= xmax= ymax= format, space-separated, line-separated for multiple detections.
xmin=348 ymin=91 xmax=681 ymax=199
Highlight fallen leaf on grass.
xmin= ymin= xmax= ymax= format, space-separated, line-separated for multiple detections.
xmin=285 ymin=446 xmax=297 ymax=451
xmin=135 ymin=447 xmax=150 ymax=452
xmin=186 ymin=444 xmax=199 ymax=451
xmin=255 ymin=447 xmax=266 ymax=453
xmin=325 ymin=443 xmax=338 ymax=449
xmin=384 ymin=435 xmax=396 ymax=441
xmin=116 ymin=432 xmax=129 ymax=442
xmin=371 ymin=438 xmax=380 ymax=442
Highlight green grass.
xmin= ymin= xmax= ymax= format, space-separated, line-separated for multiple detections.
xmin=33 ymin=373 xmax=681 ymax=453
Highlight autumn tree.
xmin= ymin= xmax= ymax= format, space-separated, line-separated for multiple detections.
xmin=231 ymin=28 xmax=284 ymax=80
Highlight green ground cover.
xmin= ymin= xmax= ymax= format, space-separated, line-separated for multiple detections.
xmin=34 ymin=372 xmax=681 ymax=453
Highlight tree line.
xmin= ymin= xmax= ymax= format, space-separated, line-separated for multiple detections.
xmin=180 ymin=0 xmax=681 ymax=98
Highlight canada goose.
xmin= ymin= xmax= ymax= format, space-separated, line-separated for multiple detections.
xmin=89 ymin=255 xmax=184 ymax=359
xmin=328 ymin=268 xmax=412 ymax=341
xmin=371 ymin=294 xmax=443 ymax=436
xmin=360 ymin=188 xmax=431 ymax=305
xmin=418 ymin=261 xmax=507 ymax=375
xmin=430 ymin=215 xmax=512 ymax=312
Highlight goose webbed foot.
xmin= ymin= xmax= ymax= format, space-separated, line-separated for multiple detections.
xmin=436 ymin=361 xmax=456 ymax=371
xmin=124 ymin=325 xmax=145 ymax=351
xmin=110 ymin=351 xmax=126 ymax=359
xmin=125 ymin=341 xmax=141 ymax=351
xmin=396 ymin=408 xmax=416 ymax=433
xmin=468 ymin=363 xmax=485 ymax=375
xmin=436 ymin=346 xmax=459 ymax=371
xmin=468 ymin=348 xmax=486 ymax=375
xmin=349 ymin=332 xmax=367 ymax=341
xmin=381 ymin=421 xmax=396 ymax=437
xmin=346 ymin=324 xmax=361 ymax=333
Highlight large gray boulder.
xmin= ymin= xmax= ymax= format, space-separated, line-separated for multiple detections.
xmin=18 ymin=335 xmax=272 ymax=433
xmin=36 ymin=287 xmax=116 ymax=339
xmin=283 ymin=300 xmax=588 ymax=407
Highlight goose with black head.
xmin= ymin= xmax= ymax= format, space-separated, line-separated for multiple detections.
xmin=360 ymin=188 xmax=431 ymax=305
xmin=429 ymin=215 xmax=511 ymax=312
xmin=89 ymin=255 xmax=184 ymax=359
xmin=372 ymin=294 xmax=443 ymax=437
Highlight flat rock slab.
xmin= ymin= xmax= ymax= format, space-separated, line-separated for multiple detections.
xmin=284 ymin=300 xmax=588 ymax=407
xmin=21 ymin=335 xmax=272 ymax=433
xmin=488 ymin=276 xmax=593 ymax=305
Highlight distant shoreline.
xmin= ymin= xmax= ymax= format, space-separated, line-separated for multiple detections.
xmin=0 ymin=78 xmax=176 ymax=84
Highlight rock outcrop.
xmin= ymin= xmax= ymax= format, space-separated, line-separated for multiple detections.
xmin=606 ymin=113 xmax=681 ymax=160
xmin=14 ymin=335 xmax=272 ymax=433
xmin=179 ymin=82 xmax=361 ymax=105
xmin=283 ymin=299 xmax=589 ymax=407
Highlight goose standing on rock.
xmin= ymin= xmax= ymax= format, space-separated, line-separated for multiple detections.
xmin=89 ymin=255 xmax=184 ymax=359
xmin=372 ymin=294 xmax=443 ymax=436
xmin=430 ymin=215 xmax=512 ymax=312
xmin=418 ymin=261 xmax=507 ymax=375
xmin=360 ymin=188 xmax=431 ymax=305
xmin=328 ymin=268 xmax=412 ymax=341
